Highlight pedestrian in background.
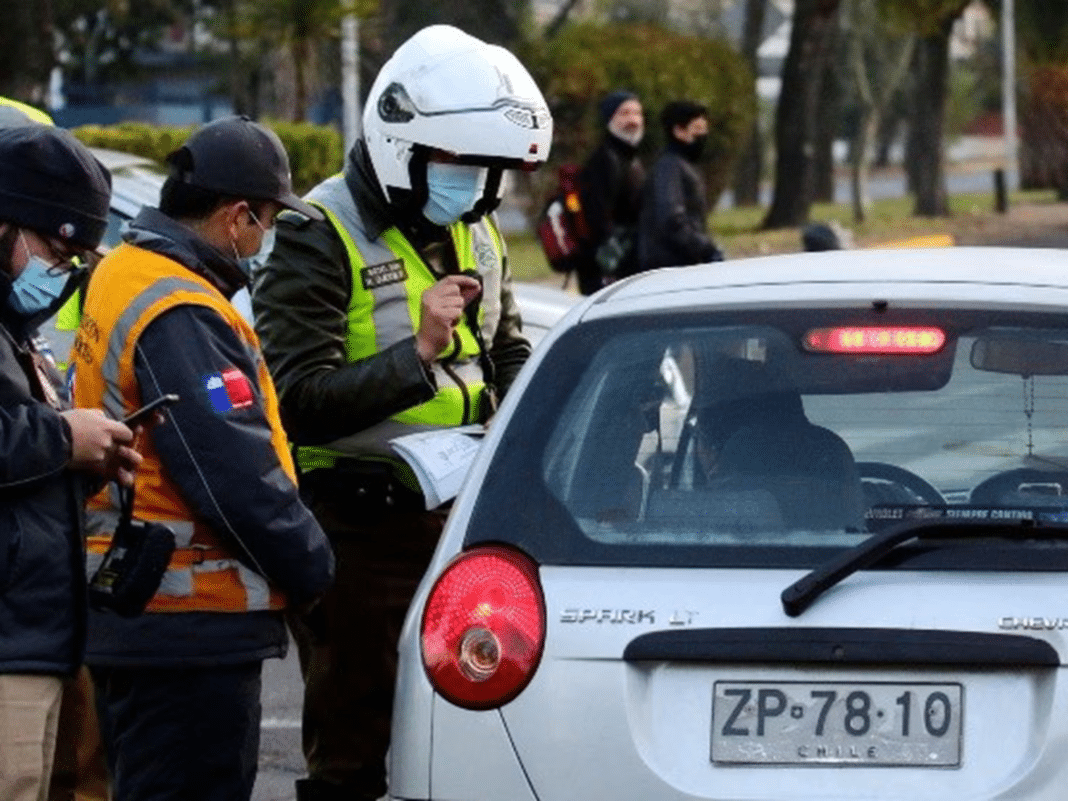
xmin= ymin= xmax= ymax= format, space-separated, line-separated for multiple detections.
xmin=573 ymin=89 xmax=646 ymax=295
xmin=0 ymin=125 xmax=142 ymax=801
xmin=634 ymin=100 xmax=725 ymax=273
xmin=69 ymin=116 xmax=334 ymax=801
xmin=251 ymin=24 xmax=550 ymax=801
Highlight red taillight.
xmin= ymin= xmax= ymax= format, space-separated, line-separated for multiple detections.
xmin=421 ymin=546 xmax=545 ymax=709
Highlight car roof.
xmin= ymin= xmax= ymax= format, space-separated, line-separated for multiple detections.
xmin=581 ymin=247 xmax=1068 ymax=322
xmin=90 ymin=146 xmax=159 ymax=173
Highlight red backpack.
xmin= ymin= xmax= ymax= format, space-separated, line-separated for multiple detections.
xmin=536 ymin=164 xmax=590 ymax=274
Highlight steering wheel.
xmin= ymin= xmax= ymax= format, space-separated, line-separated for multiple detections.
xmin=970 ymin=468 xmax=1068 ymax=506
xmin=857 ymin=461 xmax=945 ymax=506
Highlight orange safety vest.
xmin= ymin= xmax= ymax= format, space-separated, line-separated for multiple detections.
xmin=71 ymin=242 xmax=291 ymax=613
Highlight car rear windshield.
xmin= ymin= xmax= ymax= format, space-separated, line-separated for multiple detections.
xmin=465 ymin=307 xmax=1068 ymax=569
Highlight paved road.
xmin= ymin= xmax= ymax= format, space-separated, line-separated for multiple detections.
xmin=255 ymin=646 xmax=305 ymax=800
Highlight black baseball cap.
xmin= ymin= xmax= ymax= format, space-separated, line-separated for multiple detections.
xmin=166 ymin=116 xmax=323 ymax=220
xmin=0 ymin=125 xmax=111 ymax=253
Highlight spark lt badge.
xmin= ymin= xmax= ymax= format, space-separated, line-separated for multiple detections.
xmin=560 ymin=609 xmax=698 ymax=625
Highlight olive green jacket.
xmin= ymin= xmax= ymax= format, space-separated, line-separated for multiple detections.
xmin=251 ymin=143 xmax=530 ymax=450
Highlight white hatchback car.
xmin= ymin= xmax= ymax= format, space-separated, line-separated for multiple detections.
xmin=391 ymin=246 xmax=1068 ymax=801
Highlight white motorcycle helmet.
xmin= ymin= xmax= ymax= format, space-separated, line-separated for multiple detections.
xmin=363 ymin=24 xmax=553 ymax=222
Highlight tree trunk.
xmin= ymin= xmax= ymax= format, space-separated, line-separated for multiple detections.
xmin=731 ymin=0 xmax=767 ymax=207
xmin=545 ymin=0 xmax=584 ymax=39
xmin=762 ymin=0 xmax=841 ymax=230
xmin=911 ymin=22 xmax=953 ymax=217
xmin=291 ymin=42 xmax=305 ymax=122
xmin=845 ymin=0 xmax=914 ymax=225
xmin=0 ymin=0 xmax=52 ymax=103
xmin=813 ymin=55 xmax=841 ymax=203
xmin=850 ymin=102 xmax=876 ymax=223
xmin=223 ymin=0 xmax=248 ymax=116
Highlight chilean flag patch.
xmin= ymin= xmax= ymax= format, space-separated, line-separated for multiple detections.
xmin=205 ymin=367 xmax=254 ymax=413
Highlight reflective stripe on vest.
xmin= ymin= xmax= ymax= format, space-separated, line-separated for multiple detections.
xmin=99 ymin=275 xmax=222 ymax=419
xmin=296 ymin=175 xmax=506 ymax=473
xmin=71 ymin=243 xmax=290 ymax=614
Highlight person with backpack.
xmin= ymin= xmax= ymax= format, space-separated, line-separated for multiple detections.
xmin=572 ymin=90 xmax=646 ymax=295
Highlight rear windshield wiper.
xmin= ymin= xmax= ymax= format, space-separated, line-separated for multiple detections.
xmin=782 ymin=517 xmax=1068 ymax=617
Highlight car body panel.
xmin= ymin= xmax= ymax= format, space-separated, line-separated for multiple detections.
xmin=91 ymin=147 xmax=167 ymax=234
xmin=508 ymin=281 xmax=580 ymax=348
xmin=407 ymin=563 xmax=1068 ymax=799
xmin=429 ymin=702 xmax=538 ymax=801
xmin=393 ymin=247 xmax=1068 ymax=801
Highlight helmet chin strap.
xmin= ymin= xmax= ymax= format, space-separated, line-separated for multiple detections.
xmin=462 ymin=167 xmax=502 ymax=224
xmin=399 ymin=144 xmax=431 ymax=215
xmin=393 ymin=145 xmax=502 ymax=227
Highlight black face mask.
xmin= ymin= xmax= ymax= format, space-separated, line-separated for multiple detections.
xmin=678 ymin=134 xmax=708 ymax=163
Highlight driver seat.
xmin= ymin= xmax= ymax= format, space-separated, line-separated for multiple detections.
xmin=716 ymin=419 xmax=866 ymax=531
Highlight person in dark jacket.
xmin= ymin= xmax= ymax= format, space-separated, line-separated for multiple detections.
xmin=573 ymin=89 xmax=646 ymax=295
xmin=0 ymin=125 xmax=143 ymax=801
xmin=68 ymin=117 xmax=335 ymax=801
xmin=634 ymin=100 xmax=724 ymax=273
xmin=251 ymin=25 xmax=550 ymax=801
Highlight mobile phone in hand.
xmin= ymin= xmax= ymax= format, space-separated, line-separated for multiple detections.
xmin=122 ymin=394 xmax=179 ymax=426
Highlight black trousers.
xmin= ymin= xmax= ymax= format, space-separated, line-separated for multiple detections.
xmin=90 ymin=661 xmax=263 ymax=801
xmin=288 ymin=482 xmax=445 ymax=798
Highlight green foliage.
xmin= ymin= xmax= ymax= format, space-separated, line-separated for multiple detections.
xmin=521 ymin=22 xmax=755 ymax=204
xmin=876 ymin=0 xmax=972 ymax=35
xmin=264 ymin=120 xmax=346 ymax=192
xmin=71 ymin=120 xmax=345 ymax=194
xmin=51 ymin=0 xmax=195 ymax=85
xmin=72 ymin=122 xmax=195 ymax=163
xmin=1016 ymin=0 xmax=1068 ymax=64
xmin=945 ymin=60 xmax=983 ymax=138
xmin=381 ymin=0 xmax=530 ymax=50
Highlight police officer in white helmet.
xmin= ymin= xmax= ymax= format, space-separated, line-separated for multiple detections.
xmin=251 ymin=25 xmax=552 ymax=801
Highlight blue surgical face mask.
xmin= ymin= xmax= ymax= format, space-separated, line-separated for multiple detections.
xmin=232 ymin=208 xmax=276 ymax=279
xmin=240 ymin=226 xmax=275 ymax=277
xmin=6 ymin=234 xmax=79 ymax=319
xmin=423 ymin=162 xmax=488 ymax=226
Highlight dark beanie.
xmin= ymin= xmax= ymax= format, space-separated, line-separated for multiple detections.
xmin=0 ymin=126 xmax=111 ymax=252
xmin=599 ymin=90 xmax=638 ymax=126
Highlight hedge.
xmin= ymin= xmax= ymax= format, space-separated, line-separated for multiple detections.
xmin=71 ymin=120 xmax=345 ymax=195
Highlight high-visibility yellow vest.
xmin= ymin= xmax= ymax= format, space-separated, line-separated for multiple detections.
xmin=0 ymin=96 xmax=54 ymax=126
xmin=296 ymin=175 xmax=507 ymax=474
xmin=71 ymin=243 xmax=290 ymax=613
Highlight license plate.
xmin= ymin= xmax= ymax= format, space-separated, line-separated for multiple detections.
xmin=711 ymin=681 xmax=962 ymax=767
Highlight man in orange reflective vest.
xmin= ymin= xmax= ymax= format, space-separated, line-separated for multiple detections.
xmin=69 ymin=117 xmax=334 ymax=801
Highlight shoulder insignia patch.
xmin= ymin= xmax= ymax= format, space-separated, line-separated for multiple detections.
xmin=205 ymin=367 xmax=255 ymax=413
xmin=475 ymin=241 xmax=497 ymax=269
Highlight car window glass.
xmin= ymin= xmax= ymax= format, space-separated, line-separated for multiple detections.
xmin=469 ymin=310 xmax=1068 ymax=569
